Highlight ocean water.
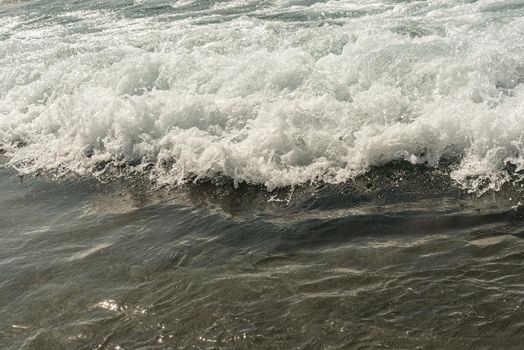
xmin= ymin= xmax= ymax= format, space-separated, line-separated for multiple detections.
xmin=1 ymin=0 xmax=524 ymax=348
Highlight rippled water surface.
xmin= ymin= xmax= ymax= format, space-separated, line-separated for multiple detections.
xmin=1 ymin=0 xmax=524 ymax=348
xmin=2 ymin=166 xmax=524 ymax=349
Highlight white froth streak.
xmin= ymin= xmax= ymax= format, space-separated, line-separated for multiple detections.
xmin=0 ymin=0 xmax=523 ymax=192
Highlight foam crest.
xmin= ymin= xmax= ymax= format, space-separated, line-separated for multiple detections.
xmin=0 ymin=0 xmax=523 ymax=192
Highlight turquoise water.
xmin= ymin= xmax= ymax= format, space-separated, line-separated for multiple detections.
xmin=1 ymin=0 xmax=524 ymax=348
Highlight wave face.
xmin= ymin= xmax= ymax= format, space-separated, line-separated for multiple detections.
xmin=0 ymin=0 xmax=523 ymax=191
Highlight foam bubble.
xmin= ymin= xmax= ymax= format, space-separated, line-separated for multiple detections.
xmin=0 ymin=0 xmax=523 ymax=192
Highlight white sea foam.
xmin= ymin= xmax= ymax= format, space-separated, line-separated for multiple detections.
xmin=0 ymin=0 xmax=523 ymax=191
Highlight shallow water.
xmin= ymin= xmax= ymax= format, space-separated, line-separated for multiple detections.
xmin=1 ymin=0 xmax=524 ymax=348
xmin=2 ymin=166 xmax=524 ymax=349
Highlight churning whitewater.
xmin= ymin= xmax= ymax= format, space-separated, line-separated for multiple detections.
xmin=0 ymin=0 xmax=523 ymax=191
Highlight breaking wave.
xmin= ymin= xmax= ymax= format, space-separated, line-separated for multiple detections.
xmin=0 ymin=0 xmax=523 ymax=193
